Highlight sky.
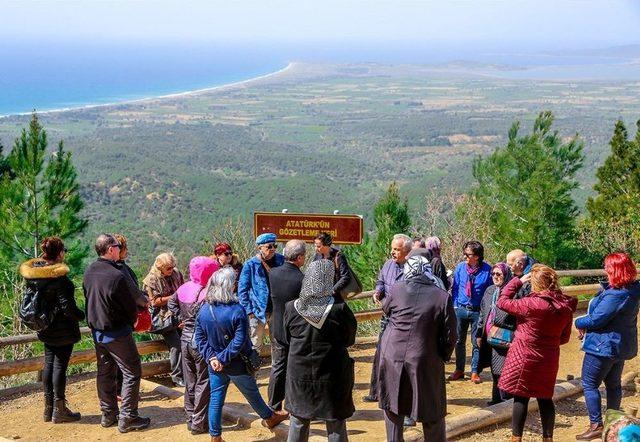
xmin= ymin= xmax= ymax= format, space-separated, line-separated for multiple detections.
xmin=2 ymin=0 xmax=640 ymax=49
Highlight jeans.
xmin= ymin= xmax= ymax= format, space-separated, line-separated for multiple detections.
xmin=287 ymin=415 xmax=348 ymax=442
xmin=454 ymin=307 xmax=480 ymax=373
xmin=208 ymin=369 xmax=273 ymax=436
xmin=581 ymin=352 xmax=625 ymax=425
xmin=43 ymin=343 xmax=74 ymax=402
xmin=384 ymin=410 xmax=445 ymax=442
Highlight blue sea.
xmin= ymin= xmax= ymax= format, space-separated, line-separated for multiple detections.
xmin=2 ymin=40 xmax=639 ymax=116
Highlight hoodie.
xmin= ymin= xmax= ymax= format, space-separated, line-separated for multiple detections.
xmin=575 ymin=281 xmax=640 ymax=360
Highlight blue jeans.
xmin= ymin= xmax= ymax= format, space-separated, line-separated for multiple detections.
xmin=581 ymin=352 xmax=625 ymax=425
xmin=454 ymin=307 xmax=480 ymax=373
xmin=208 ymin=369 xmax=273 ymax=436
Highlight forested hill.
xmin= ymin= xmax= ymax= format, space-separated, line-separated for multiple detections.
xmin=1 ymin=62 xmax=639 ymax=268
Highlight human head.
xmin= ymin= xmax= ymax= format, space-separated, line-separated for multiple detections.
xmin=314 ymin=232 xmax=332 ymax=256
xmin=463 ymin=240 xmax=484 ymax=267
xmin=256 ymin=232 xmax=278 ymax=260
xmin=530 ymin=264 xmax=559 ymax=293
xmin=491 ymin=262 xmax=512 ymax=288
xmin=113 ymin=234 xmax=128 ymax=261
xmin=604 ymin=252 xmax=638 ymax=289
xmin=506 ymin=249 xmax=528 ymax=277
xmin=391 ymin=234 xmax=413 ymax=265
xmin=189 ymin=256 xmax=219 ymax=286
xmin=284 ymin=239 xmax=306 ymax=268
xmin=95 ymin=234 xmax=121 ymax=260
xmin=214 ymin=242 xmax=233 ymax=266
xmin=424 ymin=236 xmax=442 ymax=258
xmin=412 ymin=236 xmax=426 ymax=249
xmin=206 ymin=267 xmax=238 ymax=304
xmin=299 ymin=259 xmax=335 ymax=302
xmin=41 ymin=236 xmax=65 ymax=263
xmin=153 ymin=252 xmax=177 ymax=278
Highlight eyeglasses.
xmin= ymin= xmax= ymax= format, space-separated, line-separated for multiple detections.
xmin=264 ymin=244 xmax=277 ymax=250
xmin=463 ymin=253 xmax=476 ymax=258
xmin=222 ymin=252 xmax=233 ymax=256
xmin=491 ymin=272 xmax=503 ymax=277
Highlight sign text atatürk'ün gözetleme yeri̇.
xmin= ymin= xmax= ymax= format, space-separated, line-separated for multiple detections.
xmin=253 ymin=212 xmax=363 ymax=244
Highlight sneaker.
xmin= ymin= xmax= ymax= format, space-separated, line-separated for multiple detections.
xmin=470 ymin=373 xmax=481 ymax=384
xmin=262 ymin=410 xmax=289 ymax=429
xmin=362 ymin=395 xmax=378 ymax=403
xmin=447 ymin=370 xmax=465 ymax=381
xmin=101 ymin=414 xmax=118 ymax=428
xmin=118 ymin=416 xmax=151 ymax=433
xmin=403 ymin=416 xmax=416 ymax=427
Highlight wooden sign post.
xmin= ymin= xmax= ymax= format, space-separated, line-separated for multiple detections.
xmin=254 ymin=212 xmax=363 ymax=244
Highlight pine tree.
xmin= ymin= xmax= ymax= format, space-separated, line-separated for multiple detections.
xmin=344 ymin=182 xmax=411 ymax=290
xmin=0 ymin=113 xmax=88 ymax=266
xmin=582 ymin=119 xmax=640 ymax=258
xmin=470 ymin=111 xmax=584 ymax=267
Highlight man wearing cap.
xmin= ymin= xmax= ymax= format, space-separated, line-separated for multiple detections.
xmin=238 ymin=233 xmax=285 ymax=353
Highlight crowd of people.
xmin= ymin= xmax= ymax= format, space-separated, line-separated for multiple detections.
xmin=19 ymin=230 xmax=640 ymax=442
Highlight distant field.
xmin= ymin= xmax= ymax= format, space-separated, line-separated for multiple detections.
xmin=1 ymin=62 xmax=639 ymax=268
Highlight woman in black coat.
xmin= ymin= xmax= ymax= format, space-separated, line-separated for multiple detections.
xmin=475 ymin=262 xmax=514 ymax=405
xmin=284 ymin=259 xmax=357 ymax=442
xmin=377 ymin=255 xmax=457 ymax=442
xmin=20 ymin=237 xmax=84 ymax=424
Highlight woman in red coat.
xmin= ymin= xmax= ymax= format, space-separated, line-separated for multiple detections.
xmin=497 ymin=264 xmax=577 ymax=442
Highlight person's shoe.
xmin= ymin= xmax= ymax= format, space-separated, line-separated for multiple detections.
xmin=403 ymin=416 xmax=416 ymax=427
xmin=118 ymin=415 xmax=151 ymax=433
xmin=44 ymin=396 xmax=53 ymax=422
xmin=174 ymin=379 xmax=186 ymax=388
xmin=262 ymin=410 xmax=289 ymax=429
xmin=470 ymin=373 xmax=481 ymax=384
xmin=510 ymin=436 xmax=522 ymax=442
xmin=191 ymin=426 xmax=208 ymax=435
xmin=210 ymin=436 xmax=224 ymax=442
xmin=101 ymin=414 xmax=118 ymax=428
xmin=362 ymin=395 xmax=378 ymax=403
xmin=575 ymin=423 xmax=603 ymax=440
xmin=187 ymin=421 xmax=192 ymax=432
xmin=543 ymin=438 xmax=553 ymax=442
xmin=448 ymin=370 xmax=465 ymax=381
xmin=52 ymin=399 xmax=81 ymax=423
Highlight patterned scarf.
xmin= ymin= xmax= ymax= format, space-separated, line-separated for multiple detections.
xmin=465 ymin=263 xmax=481 ymax=299
xmin=403 ymin=255 xmax=445 ymax=289
xmin=294 ymin=259 xmax=335 ymax=329
xmin=486 ymin=262 xmax=513 ymax=335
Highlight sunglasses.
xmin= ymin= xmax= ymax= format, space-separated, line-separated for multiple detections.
xmin=491 ymin=272 xmax=504 ymax=277
xmin=463 ymin=253 xmax=476 ymax=258
xmin=222 ymin=251 xmax=233 ymax=256
xmin=264 ymin=244 xmax=277 ymax=250
xmin=111 ymin=244 xmax=122 ymax=249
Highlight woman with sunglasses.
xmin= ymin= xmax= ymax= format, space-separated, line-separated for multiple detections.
xmin=475 ymin=262 xmax=514 ymax=405
xmin=142 ymin=252 xmax=185 ymax=386
xmin=20 ymin=236 xmax=84 ymax=423
xmin=211 ymin=242 xmax=243 ymax=282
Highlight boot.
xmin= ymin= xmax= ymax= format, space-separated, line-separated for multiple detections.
xmin=210 ymin=436 xmax=224 ymax=442
xmin=510 ymin=436 xmax=522 ymax=442
xmin=262 ymin=410 xmax=289 ymax=429
xmin=52 ymin=399 xmax=81 ymax=423
xmin=575 ymin=423 xmax=603 ymax=440
xmin=43 ymin=395 xmax=53 ymax=422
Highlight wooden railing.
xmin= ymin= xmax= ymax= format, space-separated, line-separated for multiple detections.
xmin=0 ymin=268 xmax=612 ymax=380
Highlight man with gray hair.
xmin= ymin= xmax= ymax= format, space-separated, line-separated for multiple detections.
xmin=84 ymin=234 xmax=150 ymax=433
xmin=506 ymin=249 xmax=537 ymax=298
xmin=364 ymin=234 xmax=416 ymax=427
xmin=267 ymin=239 xmax=306 ymax=410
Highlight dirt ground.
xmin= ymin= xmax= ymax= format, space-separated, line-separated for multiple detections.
xmin=0 ymin=318 xmax=638 ymax=441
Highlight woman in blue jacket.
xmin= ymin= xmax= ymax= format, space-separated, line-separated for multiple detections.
xmin=194 ymin=267 xmax=288 ymax=441
xmin=575 ymin=252 xmax=640 ymax=441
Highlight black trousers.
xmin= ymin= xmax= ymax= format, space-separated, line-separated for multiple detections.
xmin=181 ymin=341 xmax=210 ymax=431
xmin=268 ymin=337 xmax=289 ymax=410
xmin=94 ymin=333 xmax=142 ymax=419
xmin=43 ymin=343 xmax=74 ymax=402
xmin=512 ymin=395 xmax=555 ymax=438
xmin=368 ymin=314 xmax=389 ymax=398
xmin=384 ymin=410 xmax=445 ymax=442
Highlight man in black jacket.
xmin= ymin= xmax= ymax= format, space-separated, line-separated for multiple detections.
xmin=267 ymin=239 xmax=306 ymax=410
xmin=84 ymin=233 xmax=150 ymax=433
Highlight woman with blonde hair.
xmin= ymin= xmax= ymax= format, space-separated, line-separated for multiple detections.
xmin=496 ymin=264 xmax=577 ymax=442
xmin=143 ymin=252 xmax=185 ymax=386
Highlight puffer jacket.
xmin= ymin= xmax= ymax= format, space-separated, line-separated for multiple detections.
xmin=168 ymin=256 xmax=219 ymax=343
xmin=575 ymin=281 xmax=640 ymax=360
xmin=20 ymin=258 xmax=85 ymax=346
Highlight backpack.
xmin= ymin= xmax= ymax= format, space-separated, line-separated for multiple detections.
xmin=19 ymin=282 xmax=54 ymax=331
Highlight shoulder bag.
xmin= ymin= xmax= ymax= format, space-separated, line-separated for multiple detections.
xmin=333 ymin=251 xmax=363 ymax=300
xmin=486 ymin=289 xmax=515 ymax=349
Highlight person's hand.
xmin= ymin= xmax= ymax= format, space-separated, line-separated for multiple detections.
xmin=248 ymin=313 xmax=255 ymax=320
xmin=578 ymin=329 xmax=586 ymax=340
xmin=210 ymin=357 xmax=223 ymax=372
xmin=520 ymin=273 xmax=532 ymax=283
xmin=476 ymin=337 xmax=483 ymax=348
xmin=178 ymin=321 xmax=184 ymax=329
xmin=373 ymin=292 xmax=382 ymax=306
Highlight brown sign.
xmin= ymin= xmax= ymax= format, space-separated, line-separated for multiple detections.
xmin=254 ymin=212 xmax=363 ymax=245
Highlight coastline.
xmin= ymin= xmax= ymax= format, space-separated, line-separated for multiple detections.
xmin=0 ymin=61 xmax=296 ymax=119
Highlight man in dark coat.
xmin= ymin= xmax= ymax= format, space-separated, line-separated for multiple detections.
xmin=378 ymin=255 xmax=457 ymax=442
xmin=267 ymin=239 xmax=306 ymax=411
xmin=84 ymin=233 xmax=150 ymax=433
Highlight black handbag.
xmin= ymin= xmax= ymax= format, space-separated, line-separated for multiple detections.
xmin=208 ymin=304 xmax=262 ymax=375
xmin=334 ymin=252 xmax=363 ymax=300
xmin=149 ymin=306 xmax=179 ymax=334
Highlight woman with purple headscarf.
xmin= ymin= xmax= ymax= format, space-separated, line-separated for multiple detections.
xmin=475 ymin=262 xmax=514 ymax=405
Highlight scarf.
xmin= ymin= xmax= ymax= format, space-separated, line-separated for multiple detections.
xmin=294 ymin=259 xmax=335 ymax=329
xmin=465 ymin=263 xmax=481 ymax=300
xmin=403 ymin=255 xmax=445 ymax=289
xmin=485 ymin=262 xmax=513 ymax=334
